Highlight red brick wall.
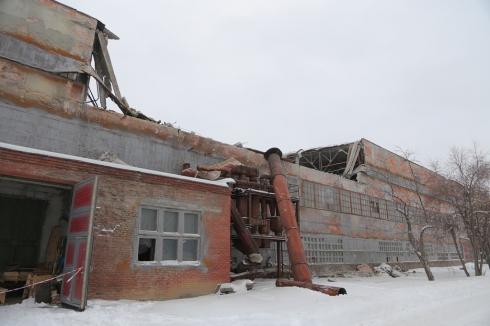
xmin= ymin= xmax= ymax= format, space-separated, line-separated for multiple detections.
xmin=0 ymin=147 xmax=231 ymax=300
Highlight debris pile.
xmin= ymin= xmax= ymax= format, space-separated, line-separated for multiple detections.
xmin=98 ymin=152 xmax=130 ymax=165
xmin=373 ymin=263 xmax=409 ymax=278
xmin=215 ymin=280 xmax=254 ymax=295
xmin=356 ymin=264 xmax=374 ymax=275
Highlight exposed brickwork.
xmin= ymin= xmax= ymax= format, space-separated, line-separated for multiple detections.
xmin=0 ymin=147 xmax=231 ymax=300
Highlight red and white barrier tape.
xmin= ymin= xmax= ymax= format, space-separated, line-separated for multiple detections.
xmin=0 ymin=267 xmax=83 ymax=295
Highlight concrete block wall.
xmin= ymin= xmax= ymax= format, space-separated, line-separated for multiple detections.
xmin=0 ymin=101 xmax=224 ymax=174
xmin=0 ymin=146 xmax=231 ymax=301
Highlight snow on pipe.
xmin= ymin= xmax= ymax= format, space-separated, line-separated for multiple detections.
xmin=264 ymin=148 xmax=346 ymax=296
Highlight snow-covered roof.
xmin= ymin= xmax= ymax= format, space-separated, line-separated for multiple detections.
xmin=0 ymin=142 xmax=232 ymax=188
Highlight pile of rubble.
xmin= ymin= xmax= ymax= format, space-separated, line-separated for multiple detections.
xmin=215 ymin=279 xmax=254 ymax=295
xmin=357 ymin=263 xmax=411 ymax=278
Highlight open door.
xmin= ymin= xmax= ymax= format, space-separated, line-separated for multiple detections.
xmin=60 ymin=176 xmax=99 ymax=311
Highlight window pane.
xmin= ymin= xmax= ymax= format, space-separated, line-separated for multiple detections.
xmin=138 ymin=238 xmax=155 ymax=261
xmin=141 ymin=209 xmax=157 ymax=231
xmin=163 ymin=211 xmax=178 ymax=232
xmin=163 ymin=239 xmax=178 ymax=260
xmin=182 ymin=239 xmax=198 ymax=261
xmin=184 ymin=213 xmax=198 ymax=234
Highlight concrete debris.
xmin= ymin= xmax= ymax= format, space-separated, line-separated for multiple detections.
xmin=390 ymin=270 xmax=406 ymax=278
xmin=98 ymin=152 xmax=130 ymax=165
xmin=374 ymin=263 xmax=392 ymax=274
xmin=218 ymin=284 xmax=235 ymax=294
xmin=374 ymin=263 xmax=407 ymax=278
xmin=356 ymin=264 xmax=374 ymax=274
xmin=393 ymin=265 xmax=408 ymax=272
xmin=217 ymin=280 xmax=254 ymax=295
xmin=248 ymin=253 xmax=263 ymax=264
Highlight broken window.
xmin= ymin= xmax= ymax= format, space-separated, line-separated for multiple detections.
xmin=137 ymin=207 xmax=201 ymax=264
xmin=138 ymin=238 xmax=155 ymax=261
xmin=370 ymin=201 xmax=380 ymax=215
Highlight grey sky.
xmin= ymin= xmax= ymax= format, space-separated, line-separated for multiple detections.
xmin=61 ymin=0 xmax=490 ymax=165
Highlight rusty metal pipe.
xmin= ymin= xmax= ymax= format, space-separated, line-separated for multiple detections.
xmin=197 ymin=165 xmax=231 ymax=177
xmin=237 ymin=196 xmax=248 ymax=218
xmin=181 ymin=168 xmax=198 ymax=177
xmin=230 ymin=202 xmax=262 ymax=263
xmin=265 ymin=148 xmax=347 ymax=296
xmin=264 ymin=148 xmax=311 ymax=283
xmin=275 ymin=279 xmax=346 ymax=296
xmin=197 ymin=164 xmax=259 ymax=180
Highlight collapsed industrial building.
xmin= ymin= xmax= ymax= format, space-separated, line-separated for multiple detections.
xmin=0 ymin=0 xmax=468 ymax=310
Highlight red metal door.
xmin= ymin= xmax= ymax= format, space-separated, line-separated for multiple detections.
xmin=60 ymin=176 xmax=99 ymax=311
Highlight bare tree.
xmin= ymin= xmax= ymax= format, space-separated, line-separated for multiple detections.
xmin=430 ymin=208 xmax=471 ymax=277
xmin=430 ymin=143 xmax=490 ymax=276
xmin=370 ymin=149 xmax=435 ymax=281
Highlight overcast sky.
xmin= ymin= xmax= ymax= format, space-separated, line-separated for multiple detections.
xmin=62 ymin=0 xmax=490 ymax=166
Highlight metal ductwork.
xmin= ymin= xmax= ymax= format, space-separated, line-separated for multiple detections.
xmin=230 ymin=202 xmax=263 ymax=264
xmin=264 ymin=147 xmax=346 ymax=296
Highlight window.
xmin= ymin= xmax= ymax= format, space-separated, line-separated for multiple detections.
xmin=302 ymin=181 xmax=315 ymax=208
xmin=340 ymin=189 xmax=352 ymax=214
xmin=378 ymin=200 xmax=388 ymax=219
xmin=137 ymin=206 xmax=201 ymax=265
xmin=370 ymin=200 xmax=380 ymax=216
xmin=351 ymin=192 xmax=362 ymax=215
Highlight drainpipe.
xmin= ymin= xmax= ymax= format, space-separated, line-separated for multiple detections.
xmin=264 ymin=148 xmax=346 ymax=296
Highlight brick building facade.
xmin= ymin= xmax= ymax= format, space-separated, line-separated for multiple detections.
xmin=0 ymin=143 xmax=231 ymax=301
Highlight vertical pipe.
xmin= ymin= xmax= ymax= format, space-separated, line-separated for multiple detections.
xmin=264 ymin=148 xmax=312 ymax=283
xmin=295 ymin=201 xmax=300 ymax=230
xmin=261 ymin=198 xmax=267 ymax=220
xmin=247 ymin=193 xmax=252 ymax=219
xmin=252 ymin=196 xmax=261 ymax=219
xmin=277 ymin=241 xmax=283 ymax=278
xmin=237 ymin=196 xmax=248 ymax=218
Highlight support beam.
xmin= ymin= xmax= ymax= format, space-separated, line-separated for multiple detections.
xmin=97 ymin=30 xmax=122 ymax=100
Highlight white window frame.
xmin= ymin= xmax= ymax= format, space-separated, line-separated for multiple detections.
xmin=136 ymin=205 xmax=202 ymax=266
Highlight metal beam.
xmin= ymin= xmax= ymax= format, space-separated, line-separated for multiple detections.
xmin=96 ymin=30 xmax=122 ymax=100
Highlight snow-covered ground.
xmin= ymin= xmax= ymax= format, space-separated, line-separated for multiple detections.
xmin=2 ymin=264 xmax=489 ymax=326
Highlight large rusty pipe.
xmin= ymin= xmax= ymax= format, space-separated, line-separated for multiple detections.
xmin=276 ymin=279 xmax=346 ymax=296
xmin=197 ymin=165 xmax=231 ymax=177
xmin=231 ymin=202 xmax=262 ymax=263
xmin=264 ymin=148 xmax=311 ymax=283
xmin=237 ymin=196 xmax=248 ymax=218
xmin=197 ymin=164 xmax=259 ymax=180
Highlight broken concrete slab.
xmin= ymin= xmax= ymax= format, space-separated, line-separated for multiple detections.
xmin=390 ymin=270 xmax=406 ymax=278
xmin=217 ymin=279 xmax=254 ymax=295
xmin=356 ymin=264 xmax=374 ymax=274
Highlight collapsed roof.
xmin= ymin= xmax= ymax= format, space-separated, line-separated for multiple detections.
xmin=286 ymin=140 xmax=364 ymax=180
